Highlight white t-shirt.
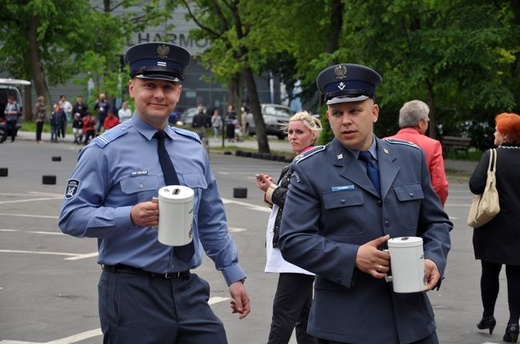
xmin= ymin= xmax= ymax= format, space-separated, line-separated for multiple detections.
xmin=118 ymin=108 xmax=132 ymax=122
xmin=264 ymin=204 xmax=314 ymax=275
xmin=61 ymin=101 xmax=73 ymax=116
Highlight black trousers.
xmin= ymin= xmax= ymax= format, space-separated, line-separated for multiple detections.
xmin=98 ymin=270 xmax=227 ymax=344
xmin=35 ymin=121 xmax=44 ymax=142
xmin=480 ymin=260 xmax=520 ymax=324
xmin=268 ymin=273 xmax=315 ymax=344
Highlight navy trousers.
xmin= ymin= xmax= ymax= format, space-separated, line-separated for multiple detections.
xmin=98 ymin=270 xmax=227 ymax=344
xmin=315 ymin=332 xmax=439 ymax=344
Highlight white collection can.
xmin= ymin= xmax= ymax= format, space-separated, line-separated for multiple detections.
xmin=157 ymin=185 xmax=194 ymax=246
xmin=386 ymin=236 xmax=426 ymax=293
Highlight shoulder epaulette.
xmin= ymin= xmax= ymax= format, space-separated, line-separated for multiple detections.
xmin=384 ymin=138 xmax=420 ymax=150
xmin=293 ymin=145 xmax=326 ymax=164
xmin=93 ymin=127 xmax=128 ymax=148
xmin=171 ymin=126 xmax=201 ymax=144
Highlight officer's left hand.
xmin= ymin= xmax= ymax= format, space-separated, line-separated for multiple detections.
xmin=229 ymin=281 xmax=251 ymax=319
xmin=423 ymin=259 xmax=441 ymax=291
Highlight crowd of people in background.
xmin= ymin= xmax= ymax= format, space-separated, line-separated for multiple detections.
xmin=26 ymin=92 xmax=256 ymax=147
xmin=23 ymin=88 xmax=261 ymax=148
xmin=28 ymin=92 xmax=131 ymax=145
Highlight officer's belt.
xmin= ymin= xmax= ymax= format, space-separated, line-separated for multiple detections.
xmin=102 ymin=264 xmax=190 ymax=280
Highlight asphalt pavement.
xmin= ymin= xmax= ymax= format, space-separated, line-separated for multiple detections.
xmin=2 ymin=132 xmax=505 ymax=344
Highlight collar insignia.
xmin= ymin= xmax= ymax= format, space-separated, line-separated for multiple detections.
xmin=337 ymin=154 xmax=343 ymax=160
xmin=383 ymin=148 xmax=389 ymax=154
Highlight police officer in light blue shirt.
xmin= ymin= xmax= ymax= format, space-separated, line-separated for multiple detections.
xmin=59 ymin=42 xmax=250 ymax=343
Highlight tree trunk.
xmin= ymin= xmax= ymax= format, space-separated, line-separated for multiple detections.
xmin=243 ymin=67 xmax=270 ymax=153
xmin=426 ymin=79 xmax=437 ymax=139
xmin=326 ymin=0 xmax=343 ymax=56
xmin=27 ymin=15 xmax=51 ymax=118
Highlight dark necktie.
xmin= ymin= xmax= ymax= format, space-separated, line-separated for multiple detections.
xmin=154 ymin=130 xmax=194 ymax=262
xmin=358 ymin=151 xmax=381 ymax=195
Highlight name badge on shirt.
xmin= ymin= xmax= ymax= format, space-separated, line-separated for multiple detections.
xmin=331 ymin=185 xmax=355 ymax=192
xmin=131 ymin=170 xmax=149 ymax=176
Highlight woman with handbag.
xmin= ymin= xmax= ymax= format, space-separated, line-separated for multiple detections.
xmin=470 ymin=112 xmax=520 ymax=343
xmin=255 ymin=111 xmax=322 ymax=344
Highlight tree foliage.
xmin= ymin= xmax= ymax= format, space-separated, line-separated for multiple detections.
xmin=0 ymin=0 xmax=176 ymax=117
xmin=1 ymin=0 xmax=520 ymax=152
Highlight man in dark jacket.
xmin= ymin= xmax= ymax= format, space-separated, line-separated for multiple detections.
xmin=192 ymin=105 xmax=209 ymax=154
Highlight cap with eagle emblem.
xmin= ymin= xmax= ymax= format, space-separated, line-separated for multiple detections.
xmin=124 ymin=42 xmax=191 ymax=83
xmin=316 ymin=63 xmax=382 ymax=105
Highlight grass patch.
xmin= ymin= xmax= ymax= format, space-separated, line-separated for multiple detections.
xmin=22 ymin=120 xmax=73 ymax=134
xmin=443 ymin=148 xmax=483 ymax=161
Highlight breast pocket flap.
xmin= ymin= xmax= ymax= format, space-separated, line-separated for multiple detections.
xmin=393 ymin=184 xmax=424 ymax=202
xmin=120 ymin=175 xmax=160 ymax=194
xmin=323 ymin=189 xmax=364 ymax=210
xmin=180 ymin=174 xmax=208 ymax=189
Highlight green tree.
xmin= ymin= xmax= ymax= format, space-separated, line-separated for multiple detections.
xmin=176 ymin=0 xmax=279 ymax=153
xmin=0 ymin=0 xmax=177 ymax=118
xmin=333 ymin=0 xmax=519 ymax=141
xmin=0 ymin=0 xmax=96 ymax=117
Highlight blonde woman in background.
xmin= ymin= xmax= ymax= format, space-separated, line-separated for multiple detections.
xmin=256 ymin=111 xmax=322 ymax=344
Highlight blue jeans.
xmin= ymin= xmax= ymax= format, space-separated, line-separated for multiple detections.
xmin=2 ymin=119 xmax=17 ymax=142
xmin=51 ymin=125 xmax=59 ymax=141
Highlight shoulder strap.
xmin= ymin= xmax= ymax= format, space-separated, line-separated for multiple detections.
xmin=488 ymin=148 xmax=497 ymax=173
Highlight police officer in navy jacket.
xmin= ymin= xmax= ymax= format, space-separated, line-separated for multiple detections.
xmin=279 ymin=64 xmax=452 ymax=343
xmin=59 ymin=42 xmax=250 ymax=343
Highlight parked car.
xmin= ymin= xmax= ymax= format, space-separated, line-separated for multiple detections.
xmin=0 ymin=78 xmax=30 ymax=137
xmin=245 ymin=104 xmax=294 ymax=139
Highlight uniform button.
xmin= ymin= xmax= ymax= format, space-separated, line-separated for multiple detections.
xmin=409 ymin=192 xmax=414 ymax=197
xmin=377 ymin=200 xmax=382 ymax=207
xmin=169 ymin=264 xmax=175 ymax=269
xmin=340 ymin=199 xmax=346 ymax=204
xmin=139 ymin=183 xmax=144 ymax=188
xmin=384 ymin=220 xmax=390 ymax=227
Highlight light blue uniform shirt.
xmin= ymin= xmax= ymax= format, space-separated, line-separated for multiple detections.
xmin=59 ymin=115 xmax=245 ymax=286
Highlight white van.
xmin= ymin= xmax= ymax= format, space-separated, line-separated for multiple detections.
xmin=0 ymin=78 xmax=31 ymax=137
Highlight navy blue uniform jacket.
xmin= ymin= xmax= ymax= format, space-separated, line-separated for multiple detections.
xmin=279 ymin=137 xmax=452 ymax=343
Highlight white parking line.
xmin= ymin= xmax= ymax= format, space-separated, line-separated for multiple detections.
xmin=0 ymin=328 xmax=102 ymax=344
xmin=0 ymin=212 xmax=58 ymax=219
xmin=223 ymin=198 xmax=270 ymax=212
xmin=0 ymin=197 xmax=63 ymax=205
xmin=0 ymin=229 xmax=63 ymax=235
xmin=64 ymin=252 xmax=98 ymax=260
xmin=0 ymin=249 xmax=97 ymax=261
